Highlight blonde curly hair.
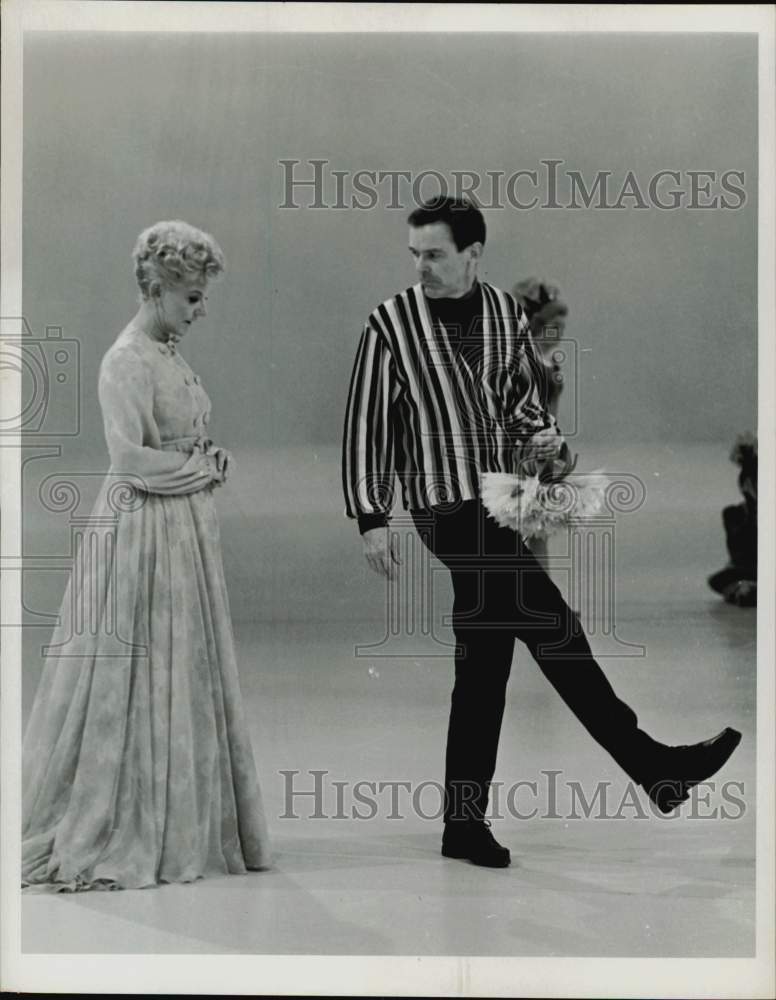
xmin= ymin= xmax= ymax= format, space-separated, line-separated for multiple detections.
xmin=132 ymin=220 xmax=225 ymax=300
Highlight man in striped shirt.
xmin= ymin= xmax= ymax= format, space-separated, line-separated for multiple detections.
xmin=342 ymin=196 xmax=740 ymax=868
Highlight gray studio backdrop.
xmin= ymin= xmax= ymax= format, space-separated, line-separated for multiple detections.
xmin=24 ymin=31 xmax=757 ymax=450
xmin=21 ymin=31 xmax=757 ymax=709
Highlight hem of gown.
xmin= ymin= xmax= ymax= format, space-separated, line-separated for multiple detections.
xmin=22 ymin=875 xmax=130 ymax=894
xmin=21 ymin=859 xmax=273 ymax=893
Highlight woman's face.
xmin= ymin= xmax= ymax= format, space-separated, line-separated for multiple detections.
xmin=156 ymin=280 xmax=209 ymax=340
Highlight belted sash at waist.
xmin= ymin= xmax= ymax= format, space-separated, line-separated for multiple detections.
xmin=160 ymin=435 xmax=213 ymax=454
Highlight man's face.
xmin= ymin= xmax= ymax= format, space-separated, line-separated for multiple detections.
xmin=408 ymin=222 xmax=480 ymax=299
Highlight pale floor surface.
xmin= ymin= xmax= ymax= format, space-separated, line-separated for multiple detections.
xmin=22 ymin=611 xmax=755 ymax=956
xmin=20 ymin=444 xmax=756 ymax=955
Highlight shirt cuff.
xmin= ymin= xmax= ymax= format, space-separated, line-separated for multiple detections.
xmin=358 ymin=512 xmax=389 ymax=534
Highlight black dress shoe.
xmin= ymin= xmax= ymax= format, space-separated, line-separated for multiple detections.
xmin=441 ymin=820 xmax=511 ymax=868
xmin=708 ymin=564 xmax=744 ymax=595
xmin=642 ymin=727 xmax=742 ymax=813
xmin=722 ymin=579 xmax=757 ymax=607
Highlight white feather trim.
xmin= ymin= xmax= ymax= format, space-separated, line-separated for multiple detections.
xmin=481 ymin=471 xmax=609 ymax=539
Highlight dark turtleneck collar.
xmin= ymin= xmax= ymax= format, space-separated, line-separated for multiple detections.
xmin=424 ymin=280 xmax=483 ymax=346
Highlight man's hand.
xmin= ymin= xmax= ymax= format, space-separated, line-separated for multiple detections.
xmin=525 ymin=427 xmax=564 ymax=462
xmin=362 ymin=526 xmax=401 ymax=580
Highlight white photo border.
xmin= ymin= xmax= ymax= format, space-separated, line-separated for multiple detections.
xmin=2 ymin=2 xmax=773 ymax=997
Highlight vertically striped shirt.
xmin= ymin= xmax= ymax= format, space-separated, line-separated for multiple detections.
xmin=342 ymin=280 xmax=557 ymax=523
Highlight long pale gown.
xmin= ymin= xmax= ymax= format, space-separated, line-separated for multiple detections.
xmin=21 ymin=326 xmax=271 ymax=891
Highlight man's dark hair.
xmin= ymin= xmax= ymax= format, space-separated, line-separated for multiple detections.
xmin=407 ymin=196 xmax=486 ymax=251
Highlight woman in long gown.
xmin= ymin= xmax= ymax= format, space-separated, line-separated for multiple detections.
xmin=22 ymin=220 xmax=271 ymax=891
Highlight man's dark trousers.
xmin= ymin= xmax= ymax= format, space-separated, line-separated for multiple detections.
xmin=410 ymin=498 xmax=662 ymax=824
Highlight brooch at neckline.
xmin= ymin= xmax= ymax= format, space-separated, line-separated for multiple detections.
xmin=157 ymin=336 xmax=180 ymax=357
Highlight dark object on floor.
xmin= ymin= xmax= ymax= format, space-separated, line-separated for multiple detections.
xmin=708 ymin=434 xmax=757 ymax=606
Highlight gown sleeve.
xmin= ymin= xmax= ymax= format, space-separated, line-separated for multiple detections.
xmin=98 ymin=346 xmax=217 ymax=496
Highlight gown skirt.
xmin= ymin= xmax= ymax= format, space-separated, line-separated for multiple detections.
xmin=21 ymin=477 xmax=271 ymax=892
